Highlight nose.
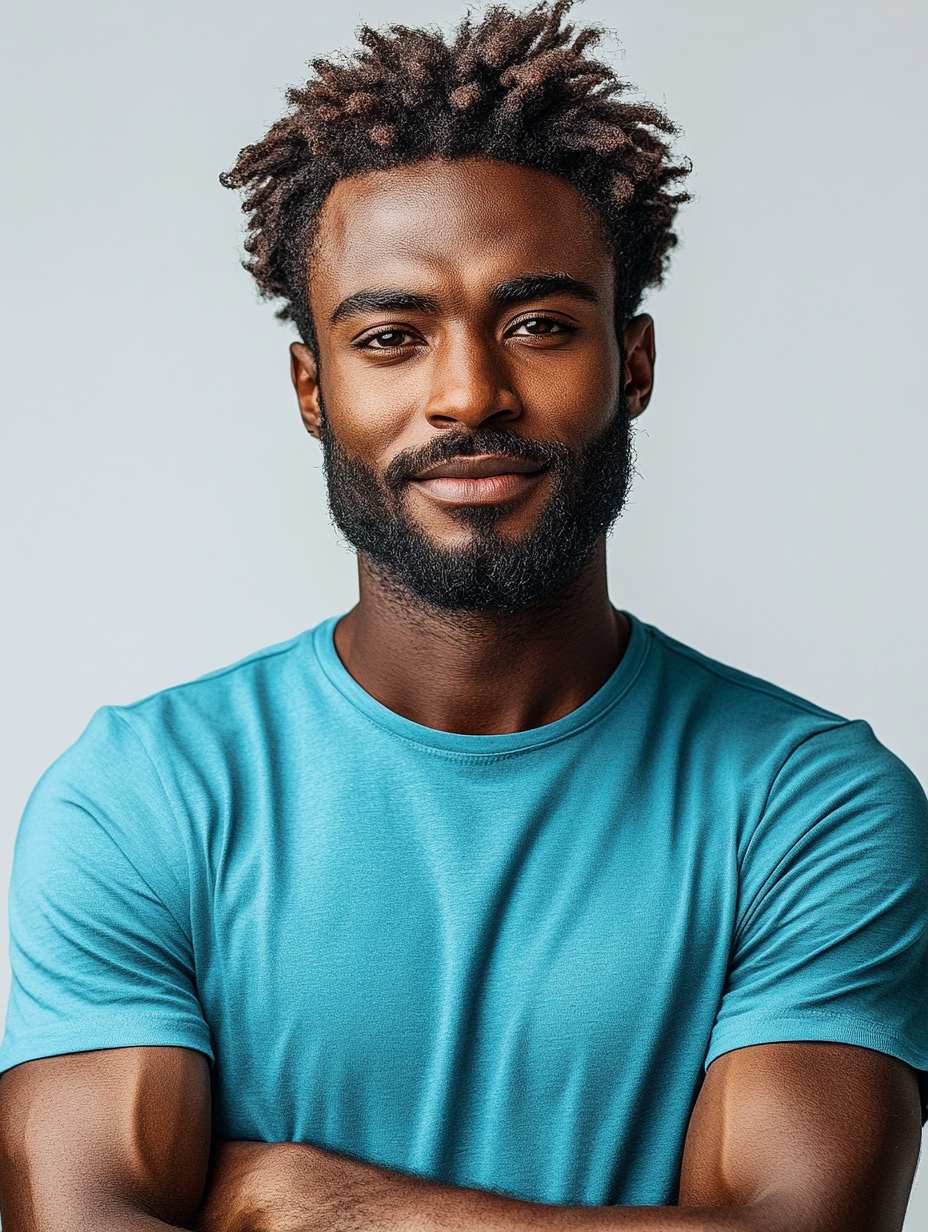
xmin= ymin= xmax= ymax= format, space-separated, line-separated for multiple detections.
xmin=424 ymin=327 xmax=522 ymax=430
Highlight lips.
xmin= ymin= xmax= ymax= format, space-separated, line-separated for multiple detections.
xmin=410 ymin=454 xmax=546 ymax=505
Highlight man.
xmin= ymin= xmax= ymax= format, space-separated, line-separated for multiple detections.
xmin=1 ymin=4 xmax=926 ymax=1230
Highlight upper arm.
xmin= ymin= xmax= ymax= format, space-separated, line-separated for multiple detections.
xmin=3 ymin=710 xmax=212 ymax=1077
xmin=683 ymin=726 xmax=928 ymax=1231
xmin=0 ymin=714 xmax=214 ymax=1229
xmin=708 ymin=725 xmax=928 ymax=1078
xmin=0 ymin=1046 xmax=211 ymax=1232
xmin=680 ymin=1041 xmax=922 ymax=1232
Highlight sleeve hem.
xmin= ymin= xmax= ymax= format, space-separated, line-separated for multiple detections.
xmin=0 ymin=1013 xmax=214 ymax=1074
xmin=706 ymin=1013 xmax=928 ymax=1074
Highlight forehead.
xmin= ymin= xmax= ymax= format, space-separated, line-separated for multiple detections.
xmin=310 ymin=158 xmax=613 ymax=308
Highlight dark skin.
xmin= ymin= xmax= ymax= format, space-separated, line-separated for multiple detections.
xmin=0 ymin=1043 xmax=920 ymax=1231
xmin=296 ymin=158 xmax=645 ymax=735
xmin=0 ymin=159 xmax=921 ymax=1231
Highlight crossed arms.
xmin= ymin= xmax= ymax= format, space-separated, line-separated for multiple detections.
xmin=0 ymin=1039 xmax=920 ymax=1232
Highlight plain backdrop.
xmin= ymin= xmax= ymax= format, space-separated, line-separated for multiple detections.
xmin=2 ymin=0 xmax=926 ymax=1223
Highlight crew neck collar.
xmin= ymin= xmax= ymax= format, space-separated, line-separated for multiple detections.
xmin=310 ymin=611 xmax=650 ymax=758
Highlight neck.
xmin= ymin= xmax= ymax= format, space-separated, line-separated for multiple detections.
xmin=332 ymin=540 xmax=628 ymax=735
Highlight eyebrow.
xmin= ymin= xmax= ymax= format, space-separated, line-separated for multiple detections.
xmin=491 ymin=273 xmax=600 ymax=307
xmin=330 ymin=289 xmax=440 ymax=325
xmin=329 ymin=271 xmax=599 ymax=326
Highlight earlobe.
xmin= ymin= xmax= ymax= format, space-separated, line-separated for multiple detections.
xmin=290 ymin=342 xmax=323 ymax=439
xmin=622 ymin=314 xmax=656 ymax=420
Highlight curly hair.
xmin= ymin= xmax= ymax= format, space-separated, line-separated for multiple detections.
xmin=221 ymin=0 xmax=690 ymax=348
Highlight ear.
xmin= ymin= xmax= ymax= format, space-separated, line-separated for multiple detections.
xmin=622 ymin=314 xmax=655 ymax=419
xmin=290 ymin=342 xmax=323 ymax=438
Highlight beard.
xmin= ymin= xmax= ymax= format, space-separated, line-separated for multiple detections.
xmin=320 ymin=396 xmax=634 ymax=614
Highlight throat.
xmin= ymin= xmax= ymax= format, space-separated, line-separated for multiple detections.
xmin=332 ymin=545 xmax=627 ymax=735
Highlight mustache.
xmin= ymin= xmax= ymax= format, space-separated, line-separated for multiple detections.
xmin=382 ymin=428 xmax=573 ymax=492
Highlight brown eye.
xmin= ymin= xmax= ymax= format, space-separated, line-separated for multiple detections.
xmin=365 ymin=330 xmax=413 ymax=348
xmin=511 ymin=317 xmax=571 ymax=337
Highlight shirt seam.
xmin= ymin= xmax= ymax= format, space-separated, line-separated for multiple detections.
xmin=117 ymin=638 xmax=304 ymax=711
xmin=733 ymin=724 xmax=867 ymax=936
xmin=106 ymin=711 xmax=199 ymax=951
xmin=313 ymin=627 xmax=653 ymax=762
xmin=710 ymin=1009 xmax=928 ymax=1059
xmin=0 ymin=1015 xmax=215 ymax=1070
xmin=4 ymin=1010 xmax=212 ymax=1028
xmin=647 ymin=628 xmax=849 ymax=721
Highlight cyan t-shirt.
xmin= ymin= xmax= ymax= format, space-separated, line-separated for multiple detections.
xmin=3 ymin=614 xmax=927 ymax=1206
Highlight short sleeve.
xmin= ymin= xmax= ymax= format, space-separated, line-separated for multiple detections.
xmin=708 ymin=721 xmax=928 ymax=1079
xmin=1 ymin=708 xmax=213 ymax=1072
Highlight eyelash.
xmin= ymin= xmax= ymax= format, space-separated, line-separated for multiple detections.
xmin=357 ymin=329 xmax=421 ymax=350
xmin=510 ymin=316 xmax=574 ymax=338
xmin=355 ymin=316 xmax=575 ymax=351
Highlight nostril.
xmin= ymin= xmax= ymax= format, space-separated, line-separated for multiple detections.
xmin=424 ymin=392 xmax=522 ymax=428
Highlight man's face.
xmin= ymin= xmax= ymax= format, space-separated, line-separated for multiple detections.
xmin=293 ymin=157 xmax=652 ymax=611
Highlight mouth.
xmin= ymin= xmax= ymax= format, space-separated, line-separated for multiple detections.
xmin=409 ymin=454 xmax=547 ymax=506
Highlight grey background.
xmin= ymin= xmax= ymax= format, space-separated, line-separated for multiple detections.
xmin=1 ymin=0 xmax=926 ymax=1222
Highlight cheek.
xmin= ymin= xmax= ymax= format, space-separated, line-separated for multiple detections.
xmin=517 ymin=343 xmax=622 ymax=443
xmin=320 ymin=356 xmax=427 ymax=463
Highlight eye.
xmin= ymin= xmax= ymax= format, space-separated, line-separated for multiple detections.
xmin=357 ymin=328 xmax=421 ymax=350
xmin=509 ymin=316 xmax=574 ymax=338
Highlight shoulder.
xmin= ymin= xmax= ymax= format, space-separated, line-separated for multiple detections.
xmin=21 ymin=622 xmax=334 ymax=851
xmin=633 ymin=617 xmax=927 ymax=842
xmin=116 ymin=624 xmax=322 ymax=734
xmin=637 ymin=617 xmax=876 ymax=759
xmin=88 ymin=620 xmax=342 ymax=774
xmin=640 ymin=620 xmax=846 ymax=726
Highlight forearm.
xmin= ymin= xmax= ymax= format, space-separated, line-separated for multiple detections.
xmin=197 ymin=1045 xmax=920 ymax=1232
xmin=73 ymin=1209 xmax=194 ymax=1232
xmin=196 ymin=1143 xmax=770 ymax=1232
xmin=0 ymin=1191 xmax=196 ymax=1232
xmin=0 ymin=1048 xmax=211 ymax=1232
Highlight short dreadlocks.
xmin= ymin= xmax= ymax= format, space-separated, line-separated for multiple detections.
xmin=221 ymin=0 xmax=690 ymax=349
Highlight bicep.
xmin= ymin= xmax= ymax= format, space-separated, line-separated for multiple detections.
xmin=0 ymin=1046 xmax=211 ymax=1232
xmin=680 ymin=1041 xmax=922 ymax=1232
